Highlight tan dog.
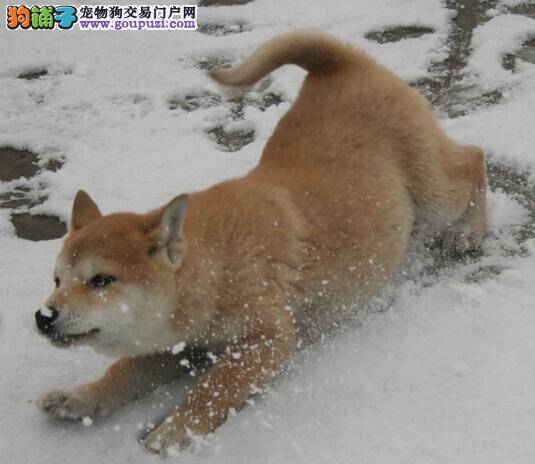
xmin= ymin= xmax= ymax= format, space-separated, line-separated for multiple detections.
xmin=35 ymin=31 xmax=486 ymax=453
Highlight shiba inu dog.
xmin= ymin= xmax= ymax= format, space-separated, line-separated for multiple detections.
xmin=35 ymin=31 xmax=486 ymax=453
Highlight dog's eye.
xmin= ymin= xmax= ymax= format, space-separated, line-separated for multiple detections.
xmin=89 ymin=274 xmax=116 ymax=289
xmin=54 ymin=277 xmax=60 ymax=288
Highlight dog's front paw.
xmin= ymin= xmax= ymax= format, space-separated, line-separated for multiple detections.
xmin=142 ymin=420 xmax=191 ymax=456
xmin=37 ymin=387 xmax=107 ymax=420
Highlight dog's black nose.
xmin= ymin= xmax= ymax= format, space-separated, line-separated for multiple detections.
xmin=35 ymin=306 xmax=59 ymax=334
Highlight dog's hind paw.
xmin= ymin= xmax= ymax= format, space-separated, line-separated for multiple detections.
xmin=437 ymin=228 xmax=484 ymax=259
xmin=36 ymin=388 xmax=107 ymax=420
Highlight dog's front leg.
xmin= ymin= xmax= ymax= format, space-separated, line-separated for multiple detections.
xmin=37 ymin=352 xmax=185 ymax=420
xmin=142 ymin=318 xmax=295 ymax=454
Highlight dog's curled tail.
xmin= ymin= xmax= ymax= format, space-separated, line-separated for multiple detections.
xmin=209 ymin=31 xmax=364 ymax=88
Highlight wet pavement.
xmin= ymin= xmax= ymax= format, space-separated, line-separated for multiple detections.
xmin=503 ymin=38 xmax=535 ymax=71
xmin=365 ymin=26 xmax=434 ymax=44
xmin=510 ymin=2 xmax=535 ymax=19
xmin=11 ymin=213 xmax=67 ymax=241
xmin=207 ymin=126 xmax=256 ymax=152
xmin=0 ymin=147 xmax=66 ymax=240
xmin=168 ymin=91 xmax=223 ymax=111
xmin=0 ymin=147 xmax=40 ymax=182
xmin=411 ymin=0 xmax=503 ymax=117
xmin=198 ymin=22 xmax=250 ymax=36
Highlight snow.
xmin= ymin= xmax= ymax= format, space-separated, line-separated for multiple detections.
xmin=498 ymin=0 xmax=530 ymax=8
xmin=1 ymin=0 xmax=535 ymax=463
xmin=82 ymin=416 xmax=93 ymax=427
xmin=39 ymin=305 xmax=53 ymax=318
xmin=172 ymin=341 xmax=186 ymax=355
xmin=119 ymin=302 xmax=129 ymax=314
xmin=465 ymin=14 xmax=535 ymax=91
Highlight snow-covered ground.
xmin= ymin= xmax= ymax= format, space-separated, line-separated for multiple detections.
xmin=1 ymin=0 xmax=535 ymax=462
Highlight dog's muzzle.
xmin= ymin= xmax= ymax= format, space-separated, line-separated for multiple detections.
xmin=35 ymin=306 xmax=59 ymax=335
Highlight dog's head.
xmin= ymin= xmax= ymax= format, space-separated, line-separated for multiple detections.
xmin=35 ymin=190 xmax=191 ymax=356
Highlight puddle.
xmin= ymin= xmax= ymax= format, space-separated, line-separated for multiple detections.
xmin=168 ymin=91 xmax=222 ymax=111
xmin=0 ymin=146 xmax=64 ymax=182
xmin=198 ymin=22 xmax=250 ymax=36
xmin=0 ymin=147 xmax=40 ymax=182
xmin=199 ymin=0 xmax=253 ymax=5
xmin=11 ymin=213 xmax=67 ymax=241
xmin=17 ymin=69 xmax=48 ymax=80
xmin=365 ymin=26 xmax=434 ymax=44
xmin=207 ymin=126 xmax=255 ymax=151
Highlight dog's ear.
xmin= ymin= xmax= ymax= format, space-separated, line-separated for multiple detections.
xmin=71 ymin=190 xmax=102 ymax=231
xmin=155 ymin=194 xmax=189 ymax=268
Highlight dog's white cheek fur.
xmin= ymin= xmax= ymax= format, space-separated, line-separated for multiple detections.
xmin=84 ymin=287 xmax=181 ymax=357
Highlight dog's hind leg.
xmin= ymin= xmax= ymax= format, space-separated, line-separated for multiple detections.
xmin=439 ymin=146 xmax=486 ymax=255
xmin=411 ymin=144 xmax=487 ymax=255
xmin=37 ymin=352 xmax=190 ymax=419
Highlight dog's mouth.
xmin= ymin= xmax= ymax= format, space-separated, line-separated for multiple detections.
xmin=50 ymin=328 xmax=100 ymax=346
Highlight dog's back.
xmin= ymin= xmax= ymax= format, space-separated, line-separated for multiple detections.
xmin=212 ymin=32 xmax=420 ymax=319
